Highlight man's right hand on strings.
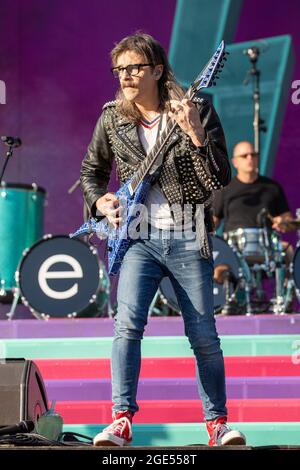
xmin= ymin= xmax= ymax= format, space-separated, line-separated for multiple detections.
xmin=96 ymin=193 xmax=122 ymax=228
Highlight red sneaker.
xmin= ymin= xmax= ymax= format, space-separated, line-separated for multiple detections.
xmin=206 ymin=416 xmax=246 ymax=446
xmin=93 ymin=410 xmax=133 ymax=447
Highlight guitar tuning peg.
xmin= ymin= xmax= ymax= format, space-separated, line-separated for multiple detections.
xmin=212 ymin=81 xmax=216 ymax=86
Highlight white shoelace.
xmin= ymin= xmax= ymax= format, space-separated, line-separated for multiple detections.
xmin=105 ymin=416 xmax=132 ymax=439
xmin=213 ymin=423 xmax=231 ymax=441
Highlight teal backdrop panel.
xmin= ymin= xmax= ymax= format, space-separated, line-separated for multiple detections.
xmin=169 ymin=0 xmax=243 ymax=85
xmin=204 ymin=35 xmax=294 ymax=175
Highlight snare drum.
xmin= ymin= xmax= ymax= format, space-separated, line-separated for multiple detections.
xmin=0 ymin=183 xmax=46 ymax=295
xmin=16 ymin=235 xmax=110 ymax=319
xmin=159 ymin=235 xmax=241 ymax=313
xmin=227 ymin=228 xmax=266 ymax=263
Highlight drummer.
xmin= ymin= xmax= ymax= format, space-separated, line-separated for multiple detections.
xmin=212 ymin=140 xmax=293 ymax=287
xmin=213 ymin=141 xmax=293 ymax=234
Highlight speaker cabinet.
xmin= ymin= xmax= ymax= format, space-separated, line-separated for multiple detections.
xmin=0 ymin=358 xmax=48 ymax=426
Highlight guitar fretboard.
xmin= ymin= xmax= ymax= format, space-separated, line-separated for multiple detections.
xmin=130 ymin=118 xmax=178 ymax=193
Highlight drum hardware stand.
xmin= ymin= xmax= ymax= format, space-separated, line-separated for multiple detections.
xmin=235 ymin=255 xmax=254 ymax=315
xmin=281 ymin=260 xmax=299 ymax=313
xmin=68 ymin=178 xmax=90 ymax=243
xmin=148 ymin=290 xmax=164 ymax=316
xmin=267 ymin=238 xmax=287 ymax=314
xmin=148 ymin=288 xmax=180 ymax=316
xmin=107 ymin=296 xmax=116 ymax=318
xmin=260 ymin=210 xmax=274 ymax=269
xmin=6 ymin=287 xmax=21 ymax=320
xmin=242 ymin=279 xmax=253 ymax=316
xmin=252 ymin=270 xmax=265 ymax=302
xmin=270 ymin=254 xmax=286 ymax=314
xmin=0 ymin=136 xmax=22 ymax=185
xmin=285 ymin=279 xmax=300 ymax=308
xmin=68 ymin=178 xmax=89 ymax=235
xmin=243 ymin=47 xmax=267 ymax=160
xmin=220 ymin=289 xmax=239 ymax=316
xmin=283 ymin=278 xmax=296 ymax=312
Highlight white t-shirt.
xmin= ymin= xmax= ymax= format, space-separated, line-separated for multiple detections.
xmin=138 ymin=114 xmax=181 ymax=230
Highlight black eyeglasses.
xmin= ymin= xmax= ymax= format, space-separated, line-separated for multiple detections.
xmin=235 ymin=152 xmax=259 ymax=159
xmin=111 ymin=63 xmax=153 ymax=78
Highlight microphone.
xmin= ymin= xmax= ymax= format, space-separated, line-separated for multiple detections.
xmin=1 ymin=136 xmax=22 ymax=148
xmin=0 ymin=420 xmax=35 ymax=436
xmin=243 ymin=46 xmax=260 ymax=60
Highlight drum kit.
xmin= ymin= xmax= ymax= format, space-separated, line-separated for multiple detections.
xmin=151 ymin=221 xmax=300 ymax=316
xmin=0 ymin=182 xmax=111 ymax=320
xmin=0 ymin=130 xmax=299 ymax=321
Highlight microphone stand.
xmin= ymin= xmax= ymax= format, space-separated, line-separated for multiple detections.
xmin=68 ymin=178 xmax=89 ymax=223
xmin=68 ymin=179 xmax=90 ymax=249
xmin=243 ymin=48 xmax=267 ymax=169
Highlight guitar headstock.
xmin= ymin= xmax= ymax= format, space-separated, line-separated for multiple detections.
xmin=187 ymin=40 xmax=229 ymax=100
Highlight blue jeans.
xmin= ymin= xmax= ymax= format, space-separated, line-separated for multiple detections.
xmin=111 ymin=227 xmax=227 ymax=420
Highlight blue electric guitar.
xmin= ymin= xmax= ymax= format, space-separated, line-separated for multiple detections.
xmin=70 ymin=41 xmax=228 ymax=275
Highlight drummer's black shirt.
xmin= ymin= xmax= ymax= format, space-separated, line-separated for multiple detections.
xmin=213 ymin=175 xmax=290 ymax=232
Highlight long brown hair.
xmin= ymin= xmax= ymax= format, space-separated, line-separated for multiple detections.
xmin=110 ymin=32 xmax=184 ymax=122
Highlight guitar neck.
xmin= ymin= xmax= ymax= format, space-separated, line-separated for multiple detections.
xmin=127 ymin=40 xmax=226 ymax=195
xmin=129 ymin=87 xmax=197 ymax=194
xmin=129 ymin=119 xmax=177 ymax=193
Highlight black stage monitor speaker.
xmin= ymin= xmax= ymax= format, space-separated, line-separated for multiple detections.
xmin=0 ymin=358 xmax=48 ymax=427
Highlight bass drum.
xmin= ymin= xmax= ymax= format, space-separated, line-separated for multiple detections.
xmin=159 ymin=235 xmax=240 ymax=314
xmin=0 ymin=183 xmax=46 ymax=297
xmin=16 ymin=235 xmax=110 ymax=319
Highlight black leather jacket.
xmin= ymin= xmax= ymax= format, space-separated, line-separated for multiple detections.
xmin=80 ymin=98 xmax=231 ymax=232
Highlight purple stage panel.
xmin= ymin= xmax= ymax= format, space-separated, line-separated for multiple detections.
xmin=45 ymin=376 xmax=300 ymax=401
xmin=0 ymin=315 xmax=300 ymax=339
xmin=0 ymin=0 xmax=176 ymax=236
xmin=216 ymin=314 xmax=300 ymax=335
